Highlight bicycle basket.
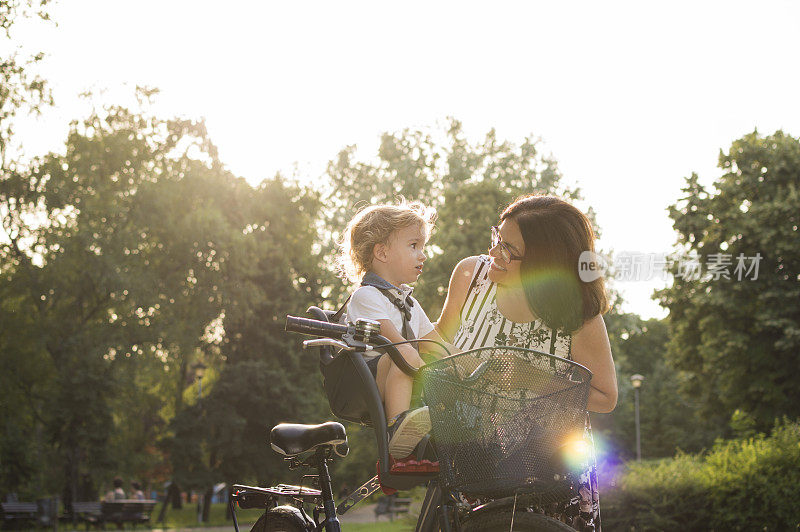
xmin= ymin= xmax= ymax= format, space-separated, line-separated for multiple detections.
xmin=421 ymin=346 xmax=592 ymax=497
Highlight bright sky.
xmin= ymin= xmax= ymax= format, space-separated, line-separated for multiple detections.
xmin=8 ymin=0 xmax=800 ymax=319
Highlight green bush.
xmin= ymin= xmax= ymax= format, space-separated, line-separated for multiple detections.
xmin=703 ymin=421 xmax=800 ymax=530
xmin=602 ymin=453 xmax=709 ymax=531
xmin=601 ymin=420 xmax=800 ymax=531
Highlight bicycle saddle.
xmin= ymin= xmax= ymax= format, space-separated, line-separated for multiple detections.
xmin=270 ymin=422 xmax=348 ymax=457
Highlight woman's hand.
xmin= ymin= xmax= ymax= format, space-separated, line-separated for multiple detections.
xmin=571 ymin=314 xmax=618 ymax=413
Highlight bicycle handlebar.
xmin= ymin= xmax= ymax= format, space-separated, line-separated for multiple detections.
xmin=285 ymin=314 xmax=418 ymax=378
xmin=285 ymin=316 xmax=350 ymax=338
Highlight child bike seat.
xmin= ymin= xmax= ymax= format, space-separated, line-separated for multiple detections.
xmin=270 ymin=422 xmax=348 ymax=457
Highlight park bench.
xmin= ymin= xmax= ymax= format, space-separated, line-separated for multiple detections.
xmin=69 ymin=500 xmax=156 ymax=529
xmin=69 ymin=501 xmax=102 ymax=529
xmin=374 ymin=495 xmax=411 ymax=521
xmin=101 ymin=500 xmax=156 ymax=528
xmin=0 ymin=502 xmax=38 ymax=527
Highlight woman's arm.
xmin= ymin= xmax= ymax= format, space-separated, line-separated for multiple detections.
xmin=435 ymin=256 xmax=480 ymax=342
xmin=571 ymin=314 xmax=618 ymax=413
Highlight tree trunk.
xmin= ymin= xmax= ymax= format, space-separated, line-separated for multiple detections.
xmin=202 ymin=486 xmax=213 ymax=522
xmin=169 ymin=481 xmax=183 ymax=509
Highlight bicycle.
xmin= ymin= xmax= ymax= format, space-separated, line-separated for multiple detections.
xmin=229 ymin=307 xmax=595 ymax=531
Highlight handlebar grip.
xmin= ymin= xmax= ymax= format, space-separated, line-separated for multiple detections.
xmin=285 ymin=315 xmax=349 ymax=338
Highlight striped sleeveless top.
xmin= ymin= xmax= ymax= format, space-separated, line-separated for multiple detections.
xmin=452 ymin=255 xmax=573 ymax=359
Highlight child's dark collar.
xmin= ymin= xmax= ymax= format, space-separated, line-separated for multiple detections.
xmin=360 ymin=272 xmax=414 ymax=305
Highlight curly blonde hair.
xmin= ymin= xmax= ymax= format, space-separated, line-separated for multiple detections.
xmin=338 ymin=200 xmax=436 ymax=283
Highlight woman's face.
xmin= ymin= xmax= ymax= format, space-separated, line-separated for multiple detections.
xmin=488 ymin=217 xmax=525 ymax=286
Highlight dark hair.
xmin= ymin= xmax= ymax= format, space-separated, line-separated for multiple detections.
xmin=131 ymin=481 xmax=141 ymax=490
xmin=113 ymin=477 xmax=123 ymax=488
xmin=500 ymin=194 xmax=609 ymax=333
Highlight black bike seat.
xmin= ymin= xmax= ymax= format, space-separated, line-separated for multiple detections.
xmin=270 ymin=422 xmax=347 ymax=456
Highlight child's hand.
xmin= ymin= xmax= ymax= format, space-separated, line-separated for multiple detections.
xmin=420 ymin=330 xmax=456 ymax=359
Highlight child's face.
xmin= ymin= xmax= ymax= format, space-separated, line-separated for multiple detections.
xmin=378 ymin=223 xmax=428 ymax=286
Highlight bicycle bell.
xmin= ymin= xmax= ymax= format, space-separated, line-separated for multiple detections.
xmin=354 ymin=318 xmax=381 ymax=343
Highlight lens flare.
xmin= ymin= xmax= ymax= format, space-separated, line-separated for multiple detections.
xmin=560 ymin=432 xmax=592 ymax=472
xmin=519 ymin=267 xmax=576 ymax=289
xmin=569 ymin=439 xmax=591 ymax=456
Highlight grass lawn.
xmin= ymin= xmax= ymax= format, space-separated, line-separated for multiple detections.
xmin=154 ymin=501 xmax=263 ymax=528
xmin=342 ymin=523 xmax=412 ymax=531
xmin=152 ymin=502 xmax=413 ymax=530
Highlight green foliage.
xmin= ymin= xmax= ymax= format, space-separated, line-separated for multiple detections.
xmin=658 ymin=130 xmax=800 ymax=435
xmin=172 ymin=176 xmax=327 ymax=488
xmin=602 ymin=420 xmax=800 ymax=530
xmin=604 ymin=453 xmax=708 ymax=531
xmin=0 ymin=0 xmax=57 ymax=498
xmin=702 ymin=419 xmax=800 ymax=529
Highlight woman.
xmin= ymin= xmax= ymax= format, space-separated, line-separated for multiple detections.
xmin=436 ymin=194 xmax=617 ymax=530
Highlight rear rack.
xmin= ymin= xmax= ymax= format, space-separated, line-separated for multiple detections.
xmin=232 ymin=483 xmax=322 ymax=508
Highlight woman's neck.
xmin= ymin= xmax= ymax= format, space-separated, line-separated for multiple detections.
xmin=494 ymin=282 xmax=536 ymax=323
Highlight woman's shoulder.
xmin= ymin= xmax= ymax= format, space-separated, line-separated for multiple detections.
xmin=453 ymin=255 xmax=487 ymax=278
xmin=446 ymin=255 xmax=482 ymax=294
xmin=571 ymin=314 xmax=609 ymax=343
xmin=573 ymin=314 xmax=605 ymax=332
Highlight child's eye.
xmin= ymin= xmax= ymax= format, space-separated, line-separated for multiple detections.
xmin=411 ymin=243 xmax=417 ymax=249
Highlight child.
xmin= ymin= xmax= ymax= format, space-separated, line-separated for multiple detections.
xmin=339 ymin=201 xmax=447 ymax=459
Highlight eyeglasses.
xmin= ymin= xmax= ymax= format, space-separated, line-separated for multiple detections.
xmin=490 ymin=225 xmax=524 ymax=262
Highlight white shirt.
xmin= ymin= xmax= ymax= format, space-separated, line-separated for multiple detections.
xmin=345 ymin=285 xmax=435 ymax=339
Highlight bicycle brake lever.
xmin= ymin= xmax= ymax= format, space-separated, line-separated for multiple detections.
xmin=302 ymin=338 xmax=353 ymax=351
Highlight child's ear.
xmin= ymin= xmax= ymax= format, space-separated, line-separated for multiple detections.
xmin=373 ymin=242 xmax=388 ymax=264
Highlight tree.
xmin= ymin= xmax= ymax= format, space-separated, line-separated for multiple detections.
xmin=0 ymin=89 xmax=299 ymax=501
xmin=0 ymin=0 xmax=56 ymax=499
xmin=657 ymin=130 xmax=800 ymax=435
xmin=165 ymin=175 xmax=328 ymax=519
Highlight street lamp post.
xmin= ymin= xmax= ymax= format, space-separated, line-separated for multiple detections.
xmin=630 ymin=374 xmax=645 ymax=461
xmin=193 ymin=362 xmax=207 ymax=524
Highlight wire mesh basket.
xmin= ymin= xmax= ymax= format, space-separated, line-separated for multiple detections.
xmin=421 ymin=346 xmax=592 ymax=497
